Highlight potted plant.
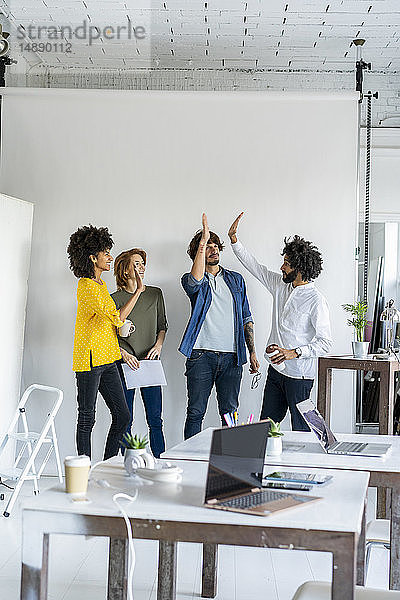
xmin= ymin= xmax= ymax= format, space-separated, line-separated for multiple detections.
xmin=342 ymin=301 xmax=369 ymax=358
xmin=266 ymin=418 xmax=284 ymax=456
xmin=121 ymin=432 xmax=154 ymax=475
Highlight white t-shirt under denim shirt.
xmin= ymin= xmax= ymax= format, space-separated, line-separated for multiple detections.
xmin=194 ymin=270 xmax=236 ymax=353
xmin=232 ymin=240 xmax=332 ymax=379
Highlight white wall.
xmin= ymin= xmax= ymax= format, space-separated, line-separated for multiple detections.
xmin=0 ymin=193 xmax=33 ymax=468
xmin=360 ymin=128 xmax=400 ymax=304
xmin=0 ymin=88 xmax=358 ymax=464
xmin=361 ymin=128 xmax=400 ymax=220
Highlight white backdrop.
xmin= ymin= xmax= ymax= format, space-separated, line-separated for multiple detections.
xmin=0 ymin=193 xmax=33 ymax=468
xmin=0 ymin=88 xmax=358 ymax=465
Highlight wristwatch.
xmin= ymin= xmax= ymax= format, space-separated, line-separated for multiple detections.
xmin=294 ymin=347 xmax=302 ymax=358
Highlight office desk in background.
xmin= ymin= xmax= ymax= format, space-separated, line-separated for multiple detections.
xmin=21 ymin=457 xmax=368 ymax=600
xmin=317 ymin=355 xmax=400 ymax=435
xmin=162 ymin=427 xmax=400 ymax=590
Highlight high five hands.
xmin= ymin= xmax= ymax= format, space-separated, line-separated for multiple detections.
xmin=228 ymin=212 xmax=244 ymax=244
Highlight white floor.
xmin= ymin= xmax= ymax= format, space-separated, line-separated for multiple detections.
xmin=0 ymin=478 xmax=390 ymax=600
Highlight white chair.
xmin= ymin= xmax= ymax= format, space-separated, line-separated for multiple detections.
xmin=0 ymin=384 xmax=63 ymax=516
xmin=366 ymin=519 xmax=390 ymax=572
xmin=292 ymin=581 xmax=400 ymax=599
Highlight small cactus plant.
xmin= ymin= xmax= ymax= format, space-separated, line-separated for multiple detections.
xmin=267 ymin=418 xmax=284 ymax=438
xmin=121 ymin=432 xmax=148 ymax=450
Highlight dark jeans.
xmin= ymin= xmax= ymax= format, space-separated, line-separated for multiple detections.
xmin=260 ymin=365 xmax=313 ymax=431
xmin=184 ymin=350 xmax=243 ymax=440
xmin=75 ymin=361 xmax=130 ymax=460
xmin=117 ymin=361 xmax=165 ymax=458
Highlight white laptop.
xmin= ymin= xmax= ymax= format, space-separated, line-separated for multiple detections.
xmin=297 ymin=399 xmax=391 ymax=457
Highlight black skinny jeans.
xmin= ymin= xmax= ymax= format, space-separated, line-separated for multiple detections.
xmin=75 ymin=360 xmax=130 ymax=460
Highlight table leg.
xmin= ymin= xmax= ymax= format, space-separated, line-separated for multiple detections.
xmin=356 ymin=502 xmax=366 ymax=586
xmin=379 ymin=367 xmax=394 ymax=435
xmin=20 ymin=517 xmax=49 ymax=600
xmin=331 ymin=535 xmax=356 ymax=600
xmin=108 ymin=538 xmax=128 ymax=600
xmin=201 ymin=543 xmax=218 ymax=598
xmin=157 ymin=540 xmax=177 ymax=600
xmin=317 ymin=365 xmax=332 ymax=424
xmin=390 ymin=488 xmax=400 ymax=590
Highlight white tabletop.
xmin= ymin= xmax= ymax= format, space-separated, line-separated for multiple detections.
xmin=23 ymin=457 xmax=368 ymax=534
xmin=161 ymin=428 xmax=400 ymax=474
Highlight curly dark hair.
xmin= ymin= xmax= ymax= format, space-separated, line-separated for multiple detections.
xmin=282 ymin=235 xmax=323 ymax=281
xmin=187 ymin=230 xmax=225 ymax=261
xmin=67 ymin=225 xmax=114 ymax=278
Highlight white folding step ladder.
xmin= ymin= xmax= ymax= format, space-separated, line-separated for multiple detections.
xmin=0 ymin=384 xmax=63 ymax=516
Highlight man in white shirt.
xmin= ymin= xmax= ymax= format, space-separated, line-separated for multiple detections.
xmin=228 ymin=212 xmax=332 ymax=431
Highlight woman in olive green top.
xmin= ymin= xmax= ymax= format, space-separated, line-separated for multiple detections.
xmin=112 ymin=248 xmax=167 ymax=457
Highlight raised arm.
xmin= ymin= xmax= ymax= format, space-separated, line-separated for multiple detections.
xmin=228 ymin=212 xmax=281 ymax=292
xmin=118 ymin=267 xmax=144 ymax=322
xmin=191 ymin=213 xmax=210 ymax=282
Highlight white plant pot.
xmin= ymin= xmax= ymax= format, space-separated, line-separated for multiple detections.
xmin=352 ymin=341 xmax=370 ymax=358
xmin=124 ymin=448 xmax=147 ymax=476
xmin=266 ymin=436 xmax=283 ymax=457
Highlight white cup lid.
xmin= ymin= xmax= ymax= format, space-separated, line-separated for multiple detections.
xmin=64 ymin=455 xmax=91 ymax=467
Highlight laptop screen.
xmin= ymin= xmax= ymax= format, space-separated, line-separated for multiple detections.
xmin=204 ymin=421 xmax=270 ymax=502
xmin=297 ymin=399 xmax=337 ymax=451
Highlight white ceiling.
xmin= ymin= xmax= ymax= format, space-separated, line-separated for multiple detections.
xmin=0 ymin=1 xmax=399 ymax=124
xmin=1 ymin=0 xmax=399 ymax=70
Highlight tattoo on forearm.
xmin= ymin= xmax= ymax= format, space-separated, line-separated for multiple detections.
xmin=244 ymin=322 xmax=255 ymax=353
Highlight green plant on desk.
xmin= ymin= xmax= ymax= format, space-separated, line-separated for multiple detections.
xmin=121 ymin=432 xmax=149 ymax=450
xmin=267 ymin=418 xmax=284 ymax=437
xmin=342 ymin=301 xmax=368 ymax=342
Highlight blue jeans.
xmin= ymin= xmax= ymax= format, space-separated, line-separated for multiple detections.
xmin=260 ymin=365 xmax=313 ymax=431
xmin=75 ymin=361 xmax=130 ymax=460
xmin=184 ymin=350 xmax=243 ymax=440
xmin=117 ymin=362 xmax=165 ymax=458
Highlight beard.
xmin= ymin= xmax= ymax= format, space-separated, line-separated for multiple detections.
xmin=206 ymin=255 xmax=219 ymax=265
xmin=282 ymin=270 xmax=297 ymax=284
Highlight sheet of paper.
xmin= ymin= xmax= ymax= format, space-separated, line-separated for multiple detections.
xmin=121 ymin=360 xmax=167 ymax=389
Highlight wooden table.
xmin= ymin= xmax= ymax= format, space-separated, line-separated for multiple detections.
xmin=317 ymin=355 xmax=400 ymax=435
xmin=162 ymin=427 xmax=400 ymax=590
xmin=20 ymin=457 xmax=368 ymax=600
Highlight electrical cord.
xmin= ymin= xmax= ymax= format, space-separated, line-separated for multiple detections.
xmin=112 ymin=492 xmax=138 ymax=600
xmin=89 ymin=460 xmax=138 ymax=600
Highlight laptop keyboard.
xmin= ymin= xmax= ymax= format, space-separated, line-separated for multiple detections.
xmin=334 ymin=441 xmax=368 ymax=453
xmin=219 ymin=489 xmax=287 ymax=509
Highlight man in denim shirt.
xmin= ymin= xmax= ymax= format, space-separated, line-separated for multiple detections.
xmin=179 ymin=214 xmax=259 ymax=439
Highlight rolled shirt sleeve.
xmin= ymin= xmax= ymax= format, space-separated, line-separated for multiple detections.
xmin=240 ymin=276 xmax=254 ymax=325
xmin=181 ymin=272 xmax=206 ymax=296
xmin=157 ymin=290 xmax=168 ymax=333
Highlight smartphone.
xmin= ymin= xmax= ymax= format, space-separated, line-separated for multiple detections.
xmin=263 ymin=471 xmax=332 ymax=485
xmin=262 ymin=481 xmax=313 ymax=492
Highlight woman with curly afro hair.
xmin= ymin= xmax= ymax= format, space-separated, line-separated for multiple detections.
xmin=67 ymin=224 xmax=144 ymax=459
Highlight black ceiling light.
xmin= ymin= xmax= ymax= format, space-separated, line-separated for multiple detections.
xmin=0 ymin=24 xmax=16 ymax=87
xmin=0 ymin=24 xmax=10 ymax=57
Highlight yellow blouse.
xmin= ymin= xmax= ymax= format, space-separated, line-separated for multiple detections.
xmin=73 ymin=278 xmax=124 ymax=372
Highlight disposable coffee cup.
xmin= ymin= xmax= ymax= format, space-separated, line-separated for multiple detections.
xmin=119 ymin=319 xmax=135 ymax=338
xmin=64 ymin=455 xmax=90 ymax=497
xmin=264 ymin=349 xmax=286 ymax=372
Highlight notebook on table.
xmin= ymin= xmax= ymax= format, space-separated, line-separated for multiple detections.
xmin=297 ymin=399 xmax=391 ymax=458
xmin=203 ymin=421 xmax=320 ymax=517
